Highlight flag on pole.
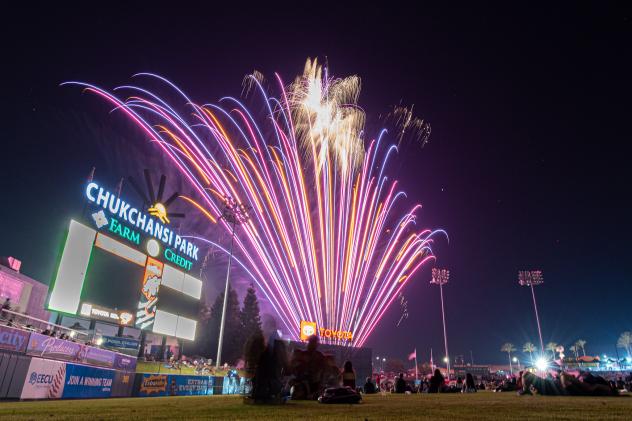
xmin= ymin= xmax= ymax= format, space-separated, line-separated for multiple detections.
xmin=412 ymin=348 xmax=419 ymax=382
xmin=408 ymin=349 xmax=417 ymax=361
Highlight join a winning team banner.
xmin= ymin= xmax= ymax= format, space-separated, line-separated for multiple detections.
xmin=20 ymin=358 xmax=116 ymax=399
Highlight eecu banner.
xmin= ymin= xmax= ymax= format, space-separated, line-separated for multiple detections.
xmin=21 ymin=358 xmax=66 ymax=399
xmin=61 ymin=363 xmax=114 ymax=399
xmin=0 ymin=325 xmax=30 ymax=353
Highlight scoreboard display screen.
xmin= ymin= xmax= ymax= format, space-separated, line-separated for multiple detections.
xmin=48 ymin=219 xmax=201 ymax=340
xmin=82 ymin=246 xmax=144 ymax=316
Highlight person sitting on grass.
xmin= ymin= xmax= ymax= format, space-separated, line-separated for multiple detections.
xmin=428 ymin=369 xmax=445 ymax=393
xmin=341 ymin=360 xmax=356 ymax=389
xmin=363 ymin=377 xmax=377 ymax=394
xmin=520 ymin=371 xmax=564 ymax=395
xmin=570 ymin=371 xmax=618 ymax=396
xmin=322 ymin=355 xmax=341 ymax=388
xmin=395 ymin=373 xmax=406 ymax=393
xmin=462 ymin=373 xmax=477 ymax=393
xmin=244 ymin=331 xmax=289 ymax=404
xmin=290 ymin=335 xmax=326 ymax=400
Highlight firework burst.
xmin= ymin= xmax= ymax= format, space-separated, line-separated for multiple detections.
xmin=64 ymin=59 xmax=445 ymax=346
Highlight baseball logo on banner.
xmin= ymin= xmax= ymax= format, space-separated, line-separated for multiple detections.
xmin=21 ymin=358 xmax=66 ymax=399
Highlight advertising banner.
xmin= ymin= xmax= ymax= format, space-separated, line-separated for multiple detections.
xmin=113 ymin=353 xmax=137 ymax=371
xmin=61 ymin=363 xmax=114 ymax=399
xmin=222 ymin=375 xmax=241 ymax=395
xmin=170 ymin=375 xmax=213 ymax=396
xmin=137 ymin=373 xmax=169 ymax=396
xmin=26 ymin=333 xmax=83 ymax=361
xmin=102 ymin=336 xmax=140 ymax=351
xmin=26 ymin=333 xmax=125 ymax=370
xmin=20 ymin=358 xmax=66 ymax=399
xmin=136 ymin=374 xmax=215 ymax=396
xmin=84 ymin=346 xmax=116 ymax=368
xmin=0 ymin=325 xmax=30 ymax=353
xmin=111 ymin=371 xmax=134 ymax=397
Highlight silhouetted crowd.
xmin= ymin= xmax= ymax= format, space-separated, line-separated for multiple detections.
xmin=244 ymin=333 xmax=363 ymax=403
xmin=243 ymin=330 xmax=631 ymax=404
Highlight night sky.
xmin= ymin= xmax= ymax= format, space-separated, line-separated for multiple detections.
xmin=2 ymin=4 xmax=631 ymax=364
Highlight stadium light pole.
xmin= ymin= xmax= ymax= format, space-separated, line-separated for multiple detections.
xmin=430 ymin=268 xmax=451 ymax=380
xmin=518 ymin=270 xmax=545 ymax=356
xmin=216 ymin=196 xmax=251 ymax=368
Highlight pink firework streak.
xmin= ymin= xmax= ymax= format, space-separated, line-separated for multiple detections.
xmin=63 ymin=65 xmax=446 ymax=347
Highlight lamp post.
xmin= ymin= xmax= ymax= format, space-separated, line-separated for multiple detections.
xmin=431 ymin=268 xmax=451 ymax=380
xmin=518 ymin=270 xmax=544 ymax=356
xmin=513 ymin=356 xmax=522 ymax=372
xmin=216 ymin=196 xmax=251 ymax=368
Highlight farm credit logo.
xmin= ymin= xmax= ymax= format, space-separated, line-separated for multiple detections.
xmin=299 ymin=320 xmax=353 ymax=342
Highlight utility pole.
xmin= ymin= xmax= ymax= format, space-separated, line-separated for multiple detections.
xmin=431 ymin=268 xmax=451 ymax=380
xmin=518 ymin=270 xmax=545 ymax=355
xmin=216 ymin=196 xmax=251 ymax=368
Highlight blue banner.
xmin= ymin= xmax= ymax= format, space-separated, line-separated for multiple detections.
xmin=102 ymin=336 xmax=140 ymax=350
xmin=170 ymin=375 xmax=214 ymax=396
xmin=62 ymin=363 xmax=115 ymax=399
xmin=136 ymin=373 xmax=215 ymax=396
xmin=222 ymin=375 xmax=240 ymax=395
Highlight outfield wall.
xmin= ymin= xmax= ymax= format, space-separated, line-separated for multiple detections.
xmin=0 ymin=325 xmax=249 ymax=399
xmin=0 ymin=351 xmax=249 ymax=399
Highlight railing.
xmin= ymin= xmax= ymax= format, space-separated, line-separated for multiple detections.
xmin=0 ymin=308 xmax=89 ymax=339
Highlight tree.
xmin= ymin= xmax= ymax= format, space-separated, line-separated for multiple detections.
xmin=501 ymin=343 xmax=516 ymax=374
xmin=523 ymin=342 xmax=535 ymax=363
xmin=199 ymin=284 xmax=242 ymax=365
xmin=569 ymin=345 xmax=578 ymax=359
xmin=617 ymin=332 xmax=632 ymax=358
xmin=575 ymin=339 xmax=587 ymax=356
xmin=240 ymin=284 xmax=263 ymax=343
xmin=545 ymin=342 xmax=558 ymax=359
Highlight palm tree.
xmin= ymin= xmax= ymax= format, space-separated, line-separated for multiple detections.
xmin=617 ymin=332 xmax=632 ymax=358
xmin=523 ymin=342 xmax=536 ymax=363
xmin=501 ymin=343 xmax=517 ymax=374
xmin=569 ymin=345 xmax=578 ymax=359
xmin=546 ymin=342 xmax=558 ymax=359
xmin=575 ymin=339 xmax=587 ymax=356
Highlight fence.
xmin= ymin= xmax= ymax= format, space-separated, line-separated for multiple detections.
xmin=0 ymin=322 xmax=249 ymax=400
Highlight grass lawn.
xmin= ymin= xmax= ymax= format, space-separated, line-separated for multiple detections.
xmin=134 ymin=361 xmax=233 ymax=377
xmin=1 ymin=392 xmax=630 ymax=420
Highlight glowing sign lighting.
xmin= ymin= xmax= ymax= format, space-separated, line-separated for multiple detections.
xmin=95 ymin=232 xmax=147 ymax=266
xmin=85 ymin=182 xmax=199 ymax=261
xmin=48 ymin=220 xmax=97 ymax=314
